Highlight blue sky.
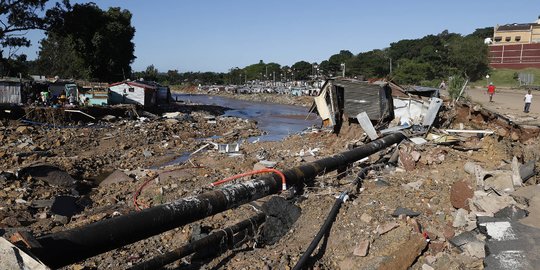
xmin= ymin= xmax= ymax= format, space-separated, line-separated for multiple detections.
xmin=19 ymin=0 xmax=540 ymax=72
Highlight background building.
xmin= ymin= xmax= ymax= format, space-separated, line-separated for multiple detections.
xmin=489 ymin=16 xmax=540 ymax=69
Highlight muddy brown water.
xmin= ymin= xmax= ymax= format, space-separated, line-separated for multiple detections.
xmin=174 ymin=93 xmax=321 ymax=142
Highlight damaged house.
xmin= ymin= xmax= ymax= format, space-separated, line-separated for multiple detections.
xmin=313 ymin=79 xmax=442 ymax=138
xmin=108 ymin=80 xmax=171 ymax=108
xmin=314 ymin=79 xmax=394 ymax=132
xmin=0 ymin=77 xmax=23 ymax=104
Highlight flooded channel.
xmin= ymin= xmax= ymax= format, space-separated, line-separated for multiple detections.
xmin=174 ymin=94 xmax=321 ymax=142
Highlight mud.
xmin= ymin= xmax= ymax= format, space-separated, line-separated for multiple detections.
xmin=1 ymin=93 xmax=540 ymax=270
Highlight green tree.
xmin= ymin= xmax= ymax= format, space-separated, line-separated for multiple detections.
xmin=447 ymin=36 xmax=489 ymax=80
xmin=327 ymin=50 xmax=353 ymax=75
xmin=36 ymin=3 xmax=135 ymax=82
xmin=291 ymin=60 xmax=312 ymax=80
xmin=0 ymin=0 xmax=65 ymax=76
xmin=468 ymin=27 xmax=494 ymax=40
xmin=393 ymin=59 xmax=433 ymax=85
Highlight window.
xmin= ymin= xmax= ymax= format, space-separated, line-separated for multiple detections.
xmin=505 ymin=37 xmax=511 ymax=42
xmin=515 ymin=36 xmax=521 ymax=42
xmin=128 ymin=87 xmax=135 ymax=92
xmin=494 ymin=36 xmax=502 ymax=42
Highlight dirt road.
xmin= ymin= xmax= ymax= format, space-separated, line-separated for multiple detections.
xmin=465 ymin=87 xmax=540 ymax=124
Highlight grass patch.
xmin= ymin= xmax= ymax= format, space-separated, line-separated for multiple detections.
xmin=470 ymin=68 xmax=540 ymax=88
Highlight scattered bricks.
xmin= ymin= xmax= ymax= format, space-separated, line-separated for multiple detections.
xmin=378 ymin=233 xmax=428 ymax=270
xmin=398 ymin=149 xmax=416 ymax=171
xmin=377 ymin=222 xmax=399 ymax=235
xmin=353 ymin=240 xmax=370 ymax=257
xmin=450 ymin=180 xmax=474 ymax=210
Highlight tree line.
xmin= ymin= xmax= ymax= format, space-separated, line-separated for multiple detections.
xmin=1 ymin=0 xmax=492 ymax=86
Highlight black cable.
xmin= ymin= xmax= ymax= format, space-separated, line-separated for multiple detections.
xmin=292 ymin=192 xmax=348 ymax=270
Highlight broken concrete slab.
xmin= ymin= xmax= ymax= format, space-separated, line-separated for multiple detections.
xmin=511 ymin=156 xmax=523 ymax=186
xmin=453 ymin=208 xmax=470 ymax=228
xmin=519 ymin=195 xmax=540 ymax=229
xmin=0 ymin=237 xmax=49 ymax=270
xmin=464 ymin=162 xmax=489 ymax=187
xmin=511 ymin=185 xmax=540 ymax=205
xmin=353 ymin=239 xmax=370 ymax=257
xmin=450 ymin=180 xmax=474 ymax=210
xmin=472 ymin=192 xmax=517 ymax=216
xmin=484 ymin=171 xmax=515 ymax=194
xmin=449 ymin=231 xmax=479 ymax=249
xmin=391 ymin=207 xmax=421 ymax=218
xmin=253 ymin=160 xmax=277 ymax=171
xmin=479 ymin=218 xmax=540 ymax=270
xmin=99 ymin=170 xmax=134 ymax=186
xmin=18 ymin=164 xmax=75 ymax=188
xmin=462 ymin=241 xmax=485 ymax=258
xmin=494 ymin=205 xmax=528 ymax=221
xmin=520 ymin=160 xmax=536 ymax=183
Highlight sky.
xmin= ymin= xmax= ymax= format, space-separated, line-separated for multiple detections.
xmin=18 ymin=0 xmax=540 ymax=73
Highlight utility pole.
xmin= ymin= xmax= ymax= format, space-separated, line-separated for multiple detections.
xmin=341 ymin=63 xmax=346 ymax=77
xmin=389 ymin=58 xmax=392 ymax=75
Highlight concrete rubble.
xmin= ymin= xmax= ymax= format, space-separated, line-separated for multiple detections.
xmin=1 ymin=88 xmax=540 ymax=270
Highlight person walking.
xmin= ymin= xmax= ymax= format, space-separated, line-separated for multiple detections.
xmin=524 ymin=90 xmax=533 ymax=113
xmin=487 ymin=82 xmax=496 ymax=102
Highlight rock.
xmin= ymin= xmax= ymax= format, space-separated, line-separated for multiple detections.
xmin=378 ymin=234 xmax=427 ymax=270
xmin=377 ymin=222 xmax=399 ymax=235
xmin=391 ymin=207 xmax=421 ymax=217
xmin=443 ymin=226 xmax=455 ymax=240
xmin=164 ymin=118 xmax=179 ymax=125
xmin=411 ymin=151 xmax=421 ymax=162
xmin=102 ymin=115 xmax=117 ymax=122
xmin=99 ymin=170 xmax=134 ymax=186
xmin=402 ymin=179 xmax=424 ymax=191
xmin=53 ymin=214 xmax=69 ymax=224
xmin=450 ymin=180 xmax=474 ymax=210
xmin=15 ymin=126 xmax=32 ymax=134
xmin=18 ymin=164 xmax=75 ymax=188
xmin=353 ymin=240 xmax=369 ymax=257
xmin=143 ymin=150 xmax=153 ymax=158
xmin=452 ymin=208 xmax=469 ymax=228
xmin=360 ymin=213 xmax=372 ymax=223
xmin=462 ymin=241 xmax=485 ymax=258
xmin=422 ymin=264 xmax=434 ymax=270
xmin=31 ymin=199 xmax=54 ymax=208
xmin=428 ymin=241 xmax=445 ymax=254
xmin=253 ymin=160 xmax=277 ymax=171
xmin=374 ymin=178 xmax=390 ymax=187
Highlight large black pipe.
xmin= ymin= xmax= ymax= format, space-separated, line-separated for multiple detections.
xmin=129 ymin=212 xmax=266 ymax=270
xmin=31 ymin=133 xmax=405 ymax=268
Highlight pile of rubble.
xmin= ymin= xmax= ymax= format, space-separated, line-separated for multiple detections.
xmin=2 ymin=92 xmax=540 ymax=269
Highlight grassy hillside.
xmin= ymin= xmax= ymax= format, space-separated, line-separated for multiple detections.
xmin=470 ymin=68 xmax=540 ymax=88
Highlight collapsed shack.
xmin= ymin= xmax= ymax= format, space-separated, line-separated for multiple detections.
xmin=3 ymin=85 xmax=540 ymax=269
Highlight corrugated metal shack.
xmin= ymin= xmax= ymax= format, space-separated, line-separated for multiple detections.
xmin=313 ymin=79 xmax=394 ymax=130
xmin=0 ymin=78 xmax=22 ymax=104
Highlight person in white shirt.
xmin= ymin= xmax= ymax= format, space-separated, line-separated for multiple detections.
xmin=524 ymin=90 xmax=533 ymax=113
